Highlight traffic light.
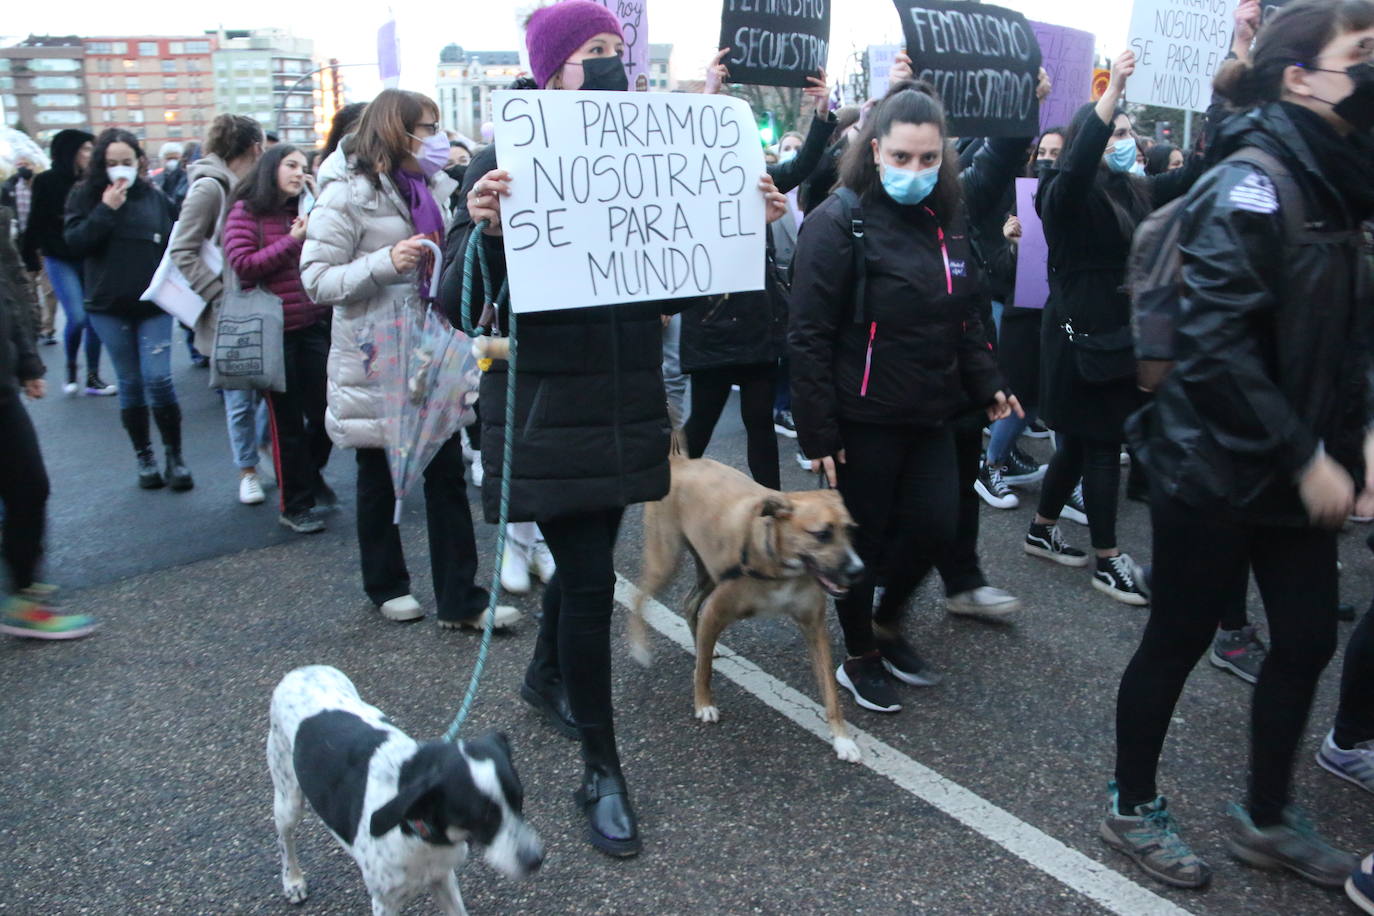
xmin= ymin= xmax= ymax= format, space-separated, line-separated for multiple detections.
xmin=758 ymin=110 xmax=777 ymax=146
xmin=1156 ymin=121 xmax=1173 ymax=142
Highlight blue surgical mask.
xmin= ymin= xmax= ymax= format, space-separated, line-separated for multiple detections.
xmin=779 ymin=148 xmax=797 ymax=164
xmin=880 ymin=162 xmax=940 ymax=205
xmin=1105 ymin=137 xmax=1137 ymax=173
xmin=1129 ymin=161 xmax=1146 ymax=177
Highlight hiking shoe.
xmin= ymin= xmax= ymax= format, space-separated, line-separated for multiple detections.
xmin=278 ymin=510 xmax=326 ymax=534
xmin=1317 ymin=730 xmax=1374 ymax=795
xmin=1209 ymin=625 xmax=1267 ymax=684
xmin=875 ymin=633 xmax=942 ymax=687
xmin=0 ymin=597 xmax=98 ymax=640
xmin=1349 ymin=853 xmax=1374 ymax=915
xmin=773 ymin=409 xmax=797 ymax=438
xmin=1060 ymin=482 xmax=1089 ymax=525
xmin=1225 ymin=804 xmax=1358 ymax=888
xmin=379 ymin=594 xmax=424 ymax=622
xmin=1003 ymin=446 xmax=1047 ymax=485
xmin=1024 ymin=522 xmax=1091 ymax=567
xmin=1100 ymin=783 xmax=1212 ymax=888
xmin=438 ymin=604 xmax=523 ymax=631
xmin=946 ymin=586 xmax=1022 ymax=620
xmin=1023 ymin=419 xmax=1051 ymax=439
xmin=1094 ymin=554 xmax=1150 ymax=606
xmin=836 ymin=651 xmax=902 ymax=712
xmin=975 ymin=461 xmax=1019 ymax=509
xmin=239 ymin=473 xmax=266 ymax=505
xmin=83 ymin=373 xmax=117 ymax=396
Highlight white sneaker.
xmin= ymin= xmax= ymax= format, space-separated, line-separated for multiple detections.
xmin=947 ymin=586 xmax=1023 ymax=620
xmin=238 ymin=473 xmax=266 ymax=505
xmin=379 ymin=594 xmax=424 ymax=621
xmin=438 ymin=604 xmax=524 ymax=631
xmin=500 ymin=540 xmax=532 ymax=594
xmin=530 ymin=539 xmax=556 ymax=582
xmin=464 ymin=446 xmax=484 ymax=487
xmin=795 ymin=451 xmax=812 ymax=471
xmin=63 ymin=381 xmax=78 ymax=397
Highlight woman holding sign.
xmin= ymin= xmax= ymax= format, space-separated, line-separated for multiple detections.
xmin=443 ymin=0 xmax=788 ymax=858
xmin=788 ymin=80 xmax=1026 ymax=716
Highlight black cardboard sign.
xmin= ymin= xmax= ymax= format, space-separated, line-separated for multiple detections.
xmin=719 ymin=0 xmax=831 ymax=88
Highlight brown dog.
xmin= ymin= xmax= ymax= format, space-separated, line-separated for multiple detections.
xmin=628 ymin=455 xmax=864 ymax=763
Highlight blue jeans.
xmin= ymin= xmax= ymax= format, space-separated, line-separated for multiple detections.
xmin=986 ymin=406 xmax=1037 ymax=465
xmin=42 ymin=256 xmax=102 ymax=375
xmin=991 ymin=300 xmax=1005 ymax=338
xmin=85 ymin=312 xmax=176 ymax=409
xmin=223 ymin=389 xmax=271 ymax=469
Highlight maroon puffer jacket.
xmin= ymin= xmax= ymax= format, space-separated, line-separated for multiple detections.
xmin=222 ymin=199 xmax=328 ymax=332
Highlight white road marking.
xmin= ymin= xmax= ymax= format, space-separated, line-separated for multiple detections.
xmin=616 ymin=577 xmax=1195 ymax=916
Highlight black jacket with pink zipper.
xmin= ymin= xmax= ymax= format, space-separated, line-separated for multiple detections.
xmin=787 ymin=136 xmax=1024 ymax=461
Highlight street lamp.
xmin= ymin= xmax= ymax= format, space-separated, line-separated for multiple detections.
xmin=274 ymin=62 xmax=376 ymax=138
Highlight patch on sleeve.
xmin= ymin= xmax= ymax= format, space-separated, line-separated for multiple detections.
xmin=1227 ymin=171 xmax=1279 ymax=214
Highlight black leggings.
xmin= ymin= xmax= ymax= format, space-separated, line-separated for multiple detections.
xmin=533 ymin=508 xmax=625 ymax=729
xmin=1038 ymin=433 xmax=1121 ymax=550
xmin=0 ymin=395 xmax=48 ymax=592
xmin=1334 ymin=601 xmax=1374 ymax=748
xmin=835 ymin=422 xmax=958 ymax=657
xmin=1114 ymin=489 xmax=1338 ymax=826
xmin=897 ymin=420 xmax=986 ymax=597
xmin=684 ymin=363 xmax=780 ymax=490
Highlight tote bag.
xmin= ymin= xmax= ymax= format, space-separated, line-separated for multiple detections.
xmin=209 ymin=256 xmax=286 ymax=392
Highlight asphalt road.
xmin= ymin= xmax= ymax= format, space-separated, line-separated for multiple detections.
xmin=3 ymin=334 xmax=1371 ymax=915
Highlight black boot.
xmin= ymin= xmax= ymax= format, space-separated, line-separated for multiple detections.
xmin=151 ymin=404 xmax=194 ymax=491
xmin=575 ymin=723 xmax=640 ymax=857
xmin=520 ymin=632 xmax=578 ymax=739
xmin=120 ymin=406 xmax=164 ymax=489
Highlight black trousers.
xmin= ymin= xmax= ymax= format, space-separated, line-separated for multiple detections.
xmin=685 ymin=363 xmax=780 ymax=490
xmin=897 ymin=419 xmax=987 ymax=597
xmin=530 ymin=508 xmax=625 ymax=728
xmin=266 ymin=321 xmax=331 ymax=515
xmin=1114 ymin=489 xmax=1338 ymax=826
xmin=354 ymin=435 xmax=487 ymax=621
xmin=0 ymin=394 xmax=48 ymax=592
xmin=835 ymin=421 xmax=958 ymax=657
xmin=1038 ymin=433 xmax=1121 ymax=550
xmin=1334 ymin=602 xmax=1374 ymax=748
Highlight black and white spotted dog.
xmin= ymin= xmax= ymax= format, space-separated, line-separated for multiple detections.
xmin=268 ymin=666 xmax=544 ymax=915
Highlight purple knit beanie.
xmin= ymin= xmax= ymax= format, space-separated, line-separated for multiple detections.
xmin=526 ymin=0 xmax=624 ymax=89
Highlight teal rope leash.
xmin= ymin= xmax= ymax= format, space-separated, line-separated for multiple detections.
xmin=444 ymin=220 xmax=514 ymax=743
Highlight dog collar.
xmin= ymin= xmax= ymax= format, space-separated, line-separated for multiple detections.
xmin=719 ymin=545 xmax=783 ymax=583
xmin=404 ymin=817 xmax=452 ymax=845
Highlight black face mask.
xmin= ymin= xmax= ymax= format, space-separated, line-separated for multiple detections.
xmin=1034 ymin=158 xmax=1056 ymax=173
xmin=16 ymin=166 xmax=33 ymax=180
xmin=1333 ymin=62 xmax=1374 ymax=133
xmin=579 ymin=55 xmax=628 ymax=92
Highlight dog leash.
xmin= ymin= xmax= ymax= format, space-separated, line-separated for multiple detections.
xmin=443 ymin=219 xmax=515 ymax=743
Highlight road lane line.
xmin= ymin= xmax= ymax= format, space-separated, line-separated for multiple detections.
xmin=616 ymin=576 xmax=1195 ymax=916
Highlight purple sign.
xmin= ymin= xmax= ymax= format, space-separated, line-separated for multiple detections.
xmin=1013 ymin=178 xmax=1049 ymax=310
xmin=377 ymin=19 xmax=400 ymax=89
xmin=595 ymin=0 xmax=651 ymax=91
xmin=1030 ymin=21 xmax=1095 ymax=133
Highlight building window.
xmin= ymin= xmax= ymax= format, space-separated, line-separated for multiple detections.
xmin=33 ymin=75 xmax=80 ymax=89
xmin=169 ymin=42 xmax=184 ymax=55
xmin=98 ymin=59 xmax=112 ymax=73
xmin=162 ymin=59 xmax=176 ymax=73
xmin=36 ymin=93 xmax=83 ymax=107
xmin=164 ymin=77 xmax=178 ymax=90
xmin=168 ymin=124 xmax=184 ymax=137
xmin=103 ymin=110 xmax=113 ymax=122
xmin=36 ymin=110 xmax=84 ymax=125
xmin=1 ymin=94 xmax=17 ymax=109
xmin=129 ymin=110 xmax=144 ymax=123
xmin=233 ymin=59 xmax=253 ymax=72
xmin=122 ymin=59 xmax=137 ymax=71
xmin=29 ymin=58 xmax=81 ymax=72
xmin=126 ymin=77 xmax=140 ymax=89
xmin=0 ymin=77 xmax=11 ymax=89
xmin=164 ymin=109 xmax=179 ymax=121
xmin=88 ymin=41 xmax=111 ymax=54
xmin=125 ymin=92 xmax=139 ymax=107
xmin=112 ymin=42 xmax=127 ymax=54
xmin=139 ymin=42 xmax=158 ymax=57
xmin=100 ymin=92 xmax=117 ymax=106
xmin=186 ymin=41 xmax=210 ymax=54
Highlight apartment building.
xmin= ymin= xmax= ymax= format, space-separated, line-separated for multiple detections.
xmin=0 ymin=36 xmax=90 ymax=145
xmin=83 ymin=35 xmax=216 ymax=151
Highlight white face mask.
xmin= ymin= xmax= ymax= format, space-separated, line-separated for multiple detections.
xmin=107 ymin=164 xmax=138 ymax=186
xmin=164 ymin=159 xmax=179 ymax=171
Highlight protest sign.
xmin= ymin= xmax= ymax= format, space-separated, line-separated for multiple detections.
xmin=719 ymin=0 xmax=831 ymax=88
xmin=1126 ymin=0 xmax=1231 ymax=112
xmin=893 ymin=0 xmax=1043 ymax=137
xmin=869 ymin=44 xmax=902 ymax=101
xmin=492 ymin=90 xmax=768 ymax=314
xmin=594 ymin=0 xmax=651 ymax=91
xmin=1012 ymin=178 xmax=1048 ymax=310
xmin=1030 ymin=21 xmax=1094 ymax=132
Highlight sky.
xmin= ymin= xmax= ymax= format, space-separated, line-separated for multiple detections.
xmin=3 ymin=0 xmax=1134 ymax=102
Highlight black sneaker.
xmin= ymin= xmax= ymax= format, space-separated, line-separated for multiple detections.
xmin=1061 ymin=482 xmax=1088 ymax=525
xmin=975 ymin=460 xmax=1019 ymax=509
xmin=1225 ymin=804 xmax=1358 ymax=889
xmin=875 ymin=633 xmax=942 ymax=687
xmin=84 ymin=373 xmax=117 ymax=396
xmin=835 ymin=651 xmax=902 ymax=712
xmin=279 ymin=509 xmax=326 ymax=534
xmin=1094 ymin=554 xmax=1150 ymax=606
xmin=1024 ymin=419 xmax=1052 ymax=439
xmin=772 ymin=409 xmax=797 ymax=438
xmin=1024 ymin=522 xmax=1091 ymax=567
xmin=1003 ymin=445 xmax=1047 ymax=485
xmin=1209 ymin=625 xmax=1267 ymax=684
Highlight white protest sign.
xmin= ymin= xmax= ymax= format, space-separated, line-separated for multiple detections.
xmin=868 ymin=44 xmax=902 ymax=101
xmin=492 ymin=90 xmax=767 ymax=314
xmin=1127 ymin=0 xmax=1231 ymax=112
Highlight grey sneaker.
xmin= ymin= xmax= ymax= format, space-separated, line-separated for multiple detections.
xmin=1099 ymin=783 xmax=1212 ymax=888
xmin=1316 ymin=730 xmax=1374 ymax=795
xmin=946 ymin=586 xmax=1023 ymax=620
xmin=1209 ymin=625 xmax=1268 ymax=685
xmin=1225 ymin=804 xmax=1358 ymax=888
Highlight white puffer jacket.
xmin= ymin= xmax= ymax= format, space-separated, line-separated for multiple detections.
xmin=301 ymin=146 xmax=457 ymax=449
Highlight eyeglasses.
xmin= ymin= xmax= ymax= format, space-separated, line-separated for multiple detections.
xmin=413 ymin=122 xmax=441 ymax=137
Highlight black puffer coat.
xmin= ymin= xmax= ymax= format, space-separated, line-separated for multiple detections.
xmin=1127 ymin=103 xmax=1374 ymax=526
xmin=63 ymin=178 xmax=175 ymax=320
xmin=21 ymin=128 xmax=93 ymax=266
xmin=1036 ymin=113 xmax=1201 ymax=440
xmin=439 ymin=144 xmax=679 ymax=524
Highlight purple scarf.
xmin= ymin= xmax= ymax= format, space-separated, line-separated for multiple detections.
xmin=390 ymin=168 xmax=444 ymax=300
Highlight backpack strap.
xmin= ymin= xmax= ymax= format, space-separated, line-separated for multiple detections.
xmin=832 ymin=187 xmax=867 ymax=325
xmin=188 ymin=176 xmax=228 ymax=245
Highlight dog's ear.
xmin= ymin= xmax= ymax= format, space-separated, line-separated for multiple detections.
xmin=758 ymin=495 xmax=794 ymax=520
xmin=370 ymin=768 xmax=443 ymax=838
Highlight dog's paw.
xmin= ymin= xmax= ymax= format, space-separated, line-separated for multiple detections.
xmin=283 ymin=878 xmax=309 ymax=905
xmin=833 ymin=736 xmax=862 ymax=763
xmin=629 ymin=640 xmax=653 ymax=668
xmin=694 ymin=705 xmax=720 ymax=723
